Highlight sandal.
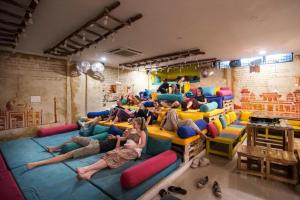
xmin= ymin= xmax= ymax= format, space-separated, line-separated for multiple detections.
xmin=190 ymin=157 xmax=200 ymax=168
xmin=212 ymin=181 xmax=222 ymax=198
xmin=159 ymin=189 xmax=169 ymax=198
xmin=168 ymin=186 xmax=187 ymax=195
xmin=197 ymin=176 xmax=209 ymax=188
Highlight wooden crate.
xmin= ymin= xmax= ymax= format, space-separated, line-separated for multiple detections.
xmin=172 ymin=138 xmax=203 ymax=163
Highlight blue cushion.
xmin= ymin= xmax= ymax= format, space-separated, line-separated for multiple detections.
xmin=223 ymin=95 xmax=234 ymax=100
xmin=87 ymin=110 xmax=110 ymax=118
xmin=185 ymin=91 xmax=194 ymax=98
xmin=219 ymin=115 xmax=227 ymax=128
xmin=0 ymin=138 xmax=53 ymax=169
xmin=206 ymin=96 xmax=223 ymax=109
xmin=144 ymin=101 xmax=154 ymax=107
xmin=157 ymin=94 xmax=183 ymax=102
xmin=92 ymin=125 xmax=110 ymax=135
xmin=177 ymin=126 xmax=197 ymax=138
xmin=108 ymin=125 xmax=124 ymax=136
xmin=146 ymin=137 xmax=172 ymax=156
xmin=12 ymin=163 xmax=112 ymax=200
xmin=202 ymin=86 xmax=215 ymax=96
xmin=200 ymin=102 xmax=218 ymax=112
xmin=194 ymin=119 xmax=208 ymax=130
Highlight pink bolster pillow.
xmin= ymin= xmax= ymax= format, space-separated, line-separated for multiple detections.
xmin=217 ymin=90 xmax=232 ymax=96
xmin=120 ymin=150 xmax=177 ymax=189
xmin=37 ymin=123 xmax=78 ymax=137
xmin=0 ymin=153 xmax=7 ymax=172
xmin=0 ymin=171 xmax=25 ymax=200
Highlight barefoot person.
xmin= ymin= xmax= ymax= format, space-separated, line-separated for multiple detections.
xmin=26 ymin=132 xmax=130 ymax=170
xmin=76 ymin=117 xmax=147 ymax=180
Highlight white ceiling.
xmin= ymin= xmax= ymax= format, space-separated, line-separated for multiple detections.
xmin=3 ymin=0 xmax=300 ymax=66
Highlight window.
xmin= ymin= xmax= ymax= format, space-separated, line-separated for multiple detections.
xmin=265 ymin=53 xmax=293 ymax=64
xmin=240 ymin=56 xmax=263 ymax=67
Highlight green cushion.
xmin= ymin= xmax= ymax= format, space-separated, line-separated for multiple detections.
xmin=92 ymin=125 xmax=110 ymax=135
xmin=146 ymin=137 xmax=171 ymax=156
xmin=60 ymin=143 xmax=81 ymax=154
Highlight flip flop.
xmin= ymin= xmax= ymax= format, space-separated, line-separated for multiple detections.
xmin=168 ymin=186 xmax=187 ymax=195
xmin=159 ymin=189 xmax=169 ymax=198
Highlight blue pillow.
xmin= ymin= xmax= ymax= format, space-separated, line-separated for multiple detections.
xmin=177 ymin=126 xmax=197 ymax=138
xmin=194 ymin=120 xmax=208 ymax=130
xmin=185 ymin=91 xmax=194 ymax=98
xmin=157 ymin=94 xmax=183 ymax=102
xmin=108 ymin=125 xmax=123 ymax=136
xmin=219 ymin=115 xmax=227 ymax=128
xmin=200 ymin=102 xmax=218 ymax=112
xmin=202 ymin=86 xmax=215 ymax=96
xmin=146 ymin=137 xmax=171 ymax=156
xmin=87 ymin=110 xmax=110 ymax=118
xmin=144 ymin=101 xmax=154 ymax=107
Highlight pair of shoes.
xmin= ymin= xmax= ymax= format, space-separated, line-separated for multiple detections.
xmin=196 ymin=177 xmax=222 ymax=198
xmin=190 ymin=157 xmax=210 ymax=168
xmin=168 ymin=186 xmax=187 ymax=195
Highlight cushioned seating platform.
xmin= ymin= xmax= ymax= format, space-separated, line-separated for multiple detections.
xmin=203 ymin=109 xmax=224 ymax=117
xmin=0 ymin=171 xmax=25 ymax=200
xmin=0 ymin=138 xmax=53 ymax=169
xmin=12 ymin=163 xmax=112 ymax=200
xmin=64 ymin=153 xmax=180 ymax=200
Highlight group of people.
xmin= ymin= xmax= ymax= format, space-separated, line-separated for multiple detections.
xmin=26 ymin=79 xmax=208 ymax=181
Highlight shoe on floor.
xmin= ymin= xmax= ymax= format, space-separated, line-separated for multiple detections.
xmin=199 ymin=157 xmax=210 ymax=167
xmin=159 ymin=189 xmax=169 ymax=198
xmin=190 ymin=157 xmax=200 ymax=168
xmin=168 ymin=186 xmax=187 ymax=195
xmin=212 ymin=181 xmax=222 ymax=198
xmin=197 ymin=176 xmax=209 ymax=188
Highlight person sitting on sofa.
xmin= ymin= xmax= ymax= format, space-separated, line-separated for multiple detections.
xmin=160 ymin=108 xmax=207 ymax=140
xmin=76 ymin=117 xmax=147 ymax=180
xmin=26 ymin=132 xmax=130 ymax=170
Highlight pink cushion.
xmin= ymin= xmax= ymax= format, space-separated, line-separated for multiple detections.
xmin=207 ymin=122 xmax=219 ymax=138
xmin=220 ymin=86 xmax=230 ymax=90
xmin=0 ymin=153 xmax=7 ymax=172
xmin=37 ymin=123 xmax=78 ymax=137
xmin=120 ymin=150 xmax=177 ymax=189
xmin=217 ymin=90 xmax=232 ymax=96
xmin=0 ymin=171 xmax=25 ymax=200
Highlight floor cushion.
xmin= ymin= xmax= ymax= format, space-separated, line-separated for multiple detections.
xmin=12 ymin=163 xmax=112 ymax=200
xmin=157 ymin=94 xmax=183 ymax=102
xmin=0 ymin=138 xmax=53 ymax=169
xmin=147 ymin=137 xmax=172 ymax=156
xmin=177 ymin=126 xmax=197 ymax=138
xmin=0 ymin=171 xmax=25 ymax=200
xmin=121 ymin=150 xmax=177 ymax=189
xmin=87 ymin=110 xmax=110 ymax=118
xmin=194 ymin=119 xmax=208 ymax=130
xmin=37 ymin=124 xmax=78 ymax=137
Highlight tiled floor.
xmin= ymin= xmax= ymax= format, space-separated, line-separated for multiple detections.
xmin=151 ymin=154 xmax=300 ymax=200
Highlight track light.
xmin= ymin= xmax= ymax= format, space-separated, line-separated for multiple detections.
xmin=82 ymin=33 xmax=86 ymax=41
xmin=103 ymin=15 xmax=109 ymax=25
xmin=111 ymin=32 xmax=115 ymax=42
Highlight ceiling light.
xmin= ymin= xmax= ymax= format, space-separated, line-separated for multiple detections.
xmin=259 ymin=50 xmax=266 ymax=55
xmin=103 ymin=15 xmax=109 ymax=25
xmin=101 ymin=57 xmax=107 ymax=62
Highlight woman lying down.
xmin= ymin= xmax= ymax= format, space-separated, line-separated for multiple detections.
xmin=27 ymin=117 xmax=147 ymax=180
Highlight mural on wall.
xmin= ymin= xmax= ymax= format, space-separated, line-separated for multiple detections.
xmin=235 ymin=88 xmax=300 ymax=116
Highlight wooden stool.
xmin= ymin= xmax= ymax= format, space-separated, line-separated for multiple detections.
xmin=266 ymin=148 xmax=298 ymax=184
xmin=237 ymin=145 xmax=266 ymax=177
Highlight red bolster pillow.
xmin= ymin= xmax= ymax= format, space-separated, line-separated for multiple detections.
xmin=120 ymin=150 xmax=177 ymax=189
xmin=0 ymin=171 xmax=25 ymax=200
xmin=217 ymin=90 xmax=232 ymax=96
xmin=0 ymin=153 xmax=7 ymax=172
xmin=37 ymin=123 xmax=78 ymax=137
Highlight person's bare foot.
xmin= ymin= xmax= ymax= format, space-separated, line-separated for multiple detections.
xmin=46 ymin=146 xmax=57 ymax=153
xmin=76 ymin=167 xmax=87 ymax=174
xmin=26 ymin=162 xmax=37 ymax=170
xmin=77 ymin=172 xmax=92 ymax=180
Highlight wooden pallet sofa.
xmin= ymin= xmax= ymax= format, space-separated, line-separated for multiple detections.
xmin=205 ymin=111 xmax=251 ymax=159
xmin=0 ymin=124 xmax=180 ymax=200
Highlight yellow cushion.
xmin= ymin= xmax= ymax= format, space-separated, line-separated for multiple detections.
xmin=288 ymin=120 xmax=300 ymax=126
xmin=214 ymin=86 xmax=220 ymax=95
xmin=203 ymin=109 xmax=225 ymax=117
xmin=240 ymin=111 xmax=252 ymax=122
xmin=157 ymin=111 xmax=166 ymax=123
xmin=179 ymin=112 xmax=203 ymax=121
xmin=228 ymin=111 xmax=237 ymax=123
xmin=225 ymin=114 xmax=231 ymax=124
xmin=213 ymin=118 xmax=223 ymax=133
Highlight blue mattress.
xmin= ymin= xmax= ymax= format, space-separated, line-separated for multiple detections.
xmin=0 ymin=138 xmax=53 ymax=170
xmin=12 ymin=163 xmax=112 ymax=200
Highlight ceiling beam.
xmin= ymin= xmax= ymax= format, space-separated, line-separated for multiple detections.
xmin=159 ymin=58 xmax=218 ymax=69
xmin=0 ymin=37 xmax=15 ymax=43
xmin=0 ymin=0 xmax=27 ymax=10
xmin=0 ymin=19 xmax=24 ymax=28
xmin=68 ymin=39 xmax=85 ymax=47
xmin=0 ymin=8 xmax=23 ymax=20
xmin=84 ymin=28 xmax=103 ymax=38
xmin=94 ymin=23 xmax=113 ymax=32
xmin=0 ymin=42 xmax=16 ymax=47
xmin=0 ymin=27 xmax=18 ymax=33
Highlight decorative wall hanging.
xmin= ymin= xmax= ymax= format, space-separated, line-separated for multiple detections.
xmin=44 ymin=1 xmax=143 ymax=57
xmin=0 ymin=0 xmax=40 ymax=49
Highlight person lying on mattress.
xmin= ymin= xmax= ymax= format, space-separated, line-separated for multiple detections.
xmin=26 ymin=130 xmax=132 ymax=170
xmin=76 ymin=117 xmax=147 ymax=180
xmin=160 ymin=108 xmax=207 ymax=140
